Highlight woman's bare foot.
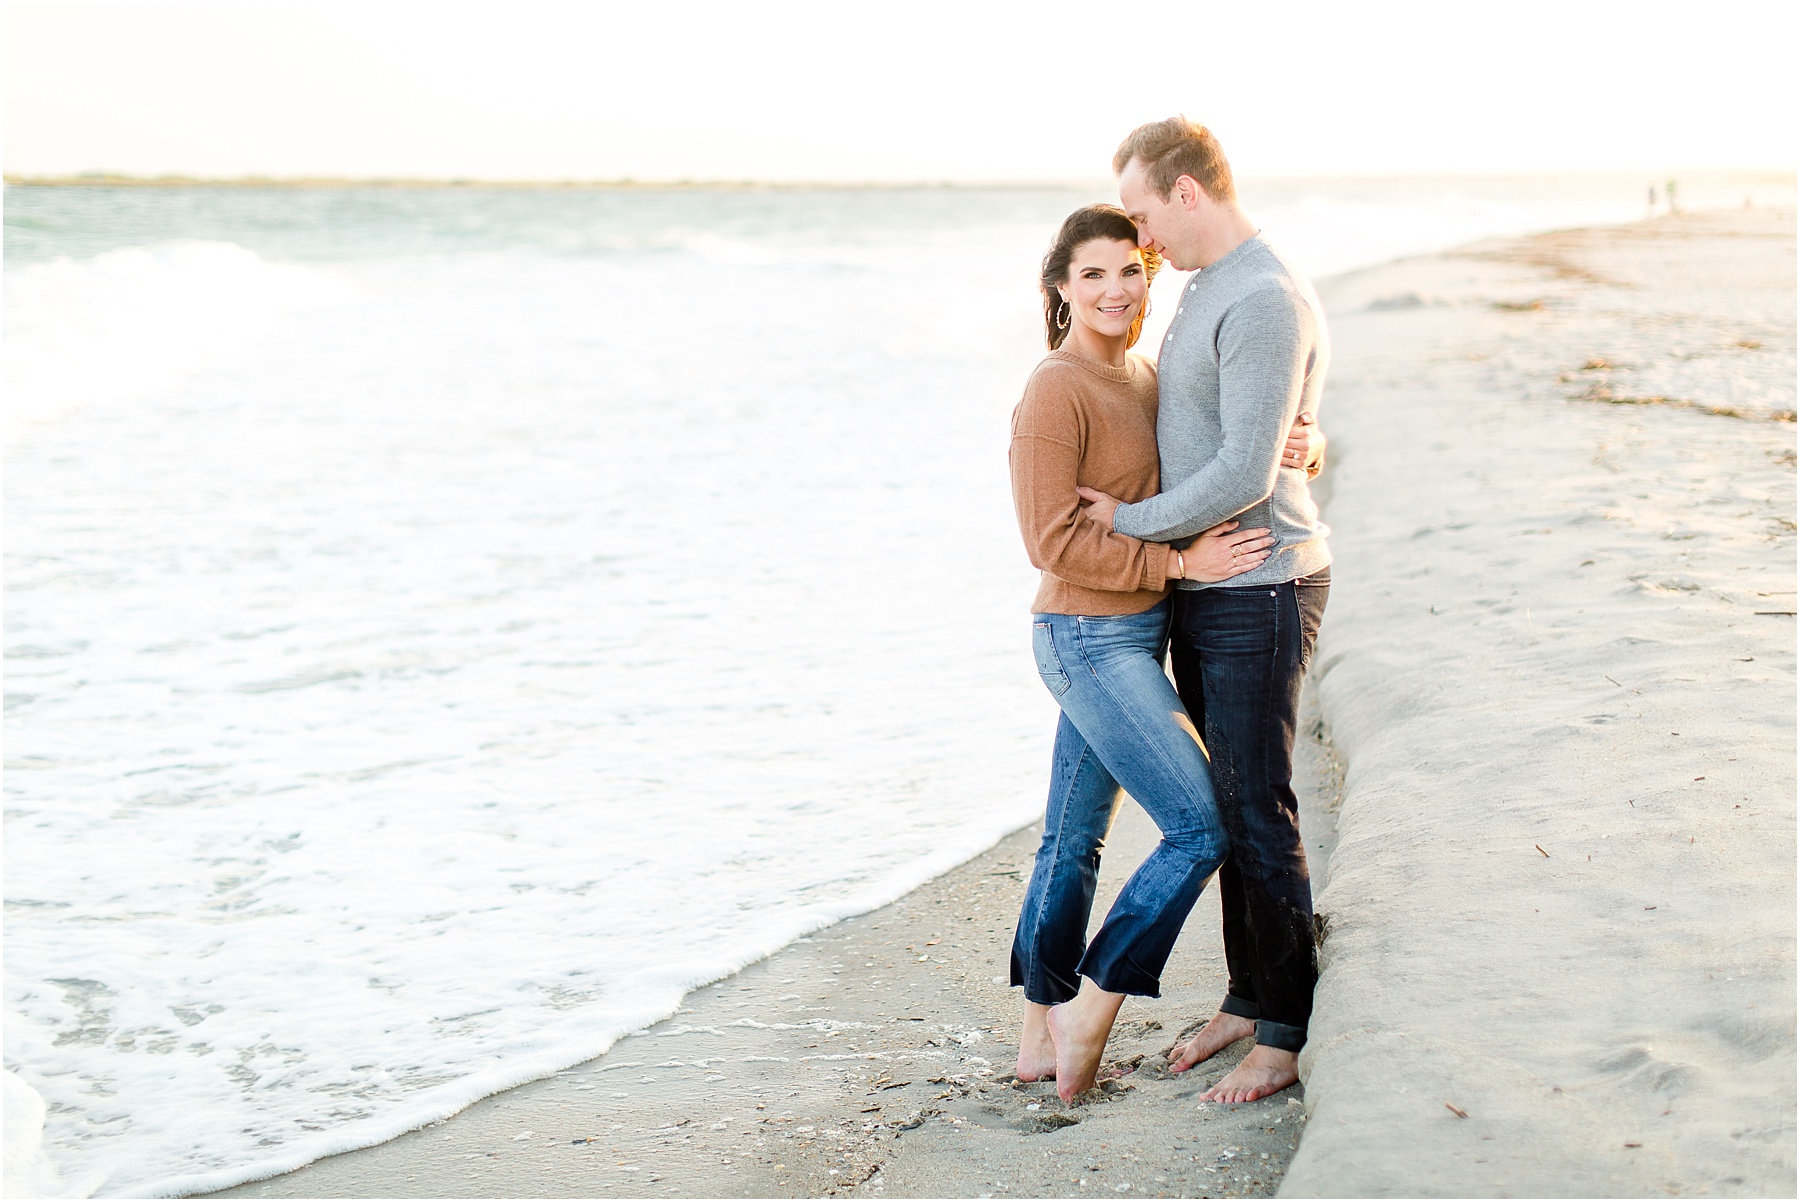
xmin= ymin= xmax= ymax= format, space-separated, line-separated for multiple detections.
xmin=1167 ymin=1010 xmax=1255 ymax=1073
xmin=1044 ymin=980 xmax=1125 ymax=1102
xmin=1016 ymin=1001 xmax=1057 ymax=1082
xmin=1200 ymin=1044 xmax=1299 ymax=1103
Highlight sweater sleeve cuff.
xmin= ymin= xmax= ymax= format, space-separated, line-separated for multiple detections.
xmin=1142 ymin=544 xmax=1173 ymax=592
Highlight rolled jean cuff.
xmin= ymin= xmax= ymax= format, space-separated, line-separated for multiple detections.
xmin=1083 ymin=960 xmax=1163 ymax=1000
xmin=1254 ymin=1018 xmax=1307 ymax=1053
xmin=1219 ymin=993 xmax=1259 ymax=1021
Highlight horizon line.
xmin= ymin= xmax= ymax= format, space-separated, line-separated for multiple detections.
xmin=6 ymin=167 xmax=1795 ymax=191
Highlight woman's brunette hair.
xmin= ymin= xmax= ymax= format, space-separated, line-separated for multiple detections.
xmin=1040 ymin=204 xmax=1162 ymax=350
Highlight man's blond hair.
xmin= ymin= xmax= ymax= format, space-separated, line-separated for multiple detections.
xmin=1112 ymin=117 xmax=1236 ymax=203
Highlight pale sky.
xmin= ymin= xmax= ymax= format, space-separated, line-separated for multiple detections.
xmin=5 ymin=0 xmax=1795 ymax=182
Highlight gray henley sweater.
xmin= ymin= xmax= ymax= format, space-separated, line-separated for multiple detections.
xmin=1113 ymin=234 xmax=1332 ymax=589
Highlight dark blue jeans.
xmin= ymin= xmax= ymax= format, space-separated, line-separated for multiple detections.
xmin=1170 ymin=569 xmax=1329 ymax=1052
xmin=1010 ymin=602 xmax=1231 ymax=1005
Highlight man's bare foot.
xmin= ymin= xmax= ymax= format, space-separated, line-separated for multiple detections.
xmin=1200 ymin=1044 xmax=1299 ymax=1103
xmin=1016 ymin=1001 xmax=1057 ymax=1082
xmin=1166 ymin=1010 xmax=1255 ymax=1073
xmin=1045 ymin=980 xmax=1125 ymax=1103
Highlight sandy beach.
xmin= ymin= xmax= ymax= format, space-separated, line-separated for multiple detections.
xmin=197 ymin=207 xmax=1789 ymax=1199
xmin=1290 ymin=207 xmax=1795 ymax=1197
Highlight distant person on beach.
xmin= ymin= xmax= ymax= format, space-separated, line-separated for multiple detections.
xmin=1075 ymin=117 xmax=1333 ymax=1104
xmin=1007 ymin=204 xmax=1324 ymax=1103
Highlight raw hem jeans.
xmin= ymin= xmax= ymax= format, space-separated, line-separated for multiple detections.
xmin=1010 ymin=601 xmax=1230 ymax=1005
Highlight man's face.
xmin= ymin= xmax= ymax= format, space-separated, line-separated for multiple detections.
xmin=1117 ymin=159 xmax=1196 ymax=270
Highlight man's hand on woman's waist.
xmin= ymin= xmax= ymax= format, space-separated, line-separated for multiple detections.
xmin=1075 ymin=485 xmax=1121 ymax=531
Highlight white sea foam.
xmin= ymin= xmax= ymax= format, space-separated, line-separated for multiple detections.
xmin=4 ymin=177 xmax=1787 ymax=1195
xmin=5 ymin=215 xmax=1057 ymax=1196
xmin=3 ymin=240 xmax=347 ymax=437
xmin=4 ymin=1071 xmax=100 ymax=1198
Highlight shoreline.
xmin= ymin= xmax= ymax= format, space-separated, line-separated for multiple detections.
xmin=205 ymin=688 xmax=1344 ymax=1199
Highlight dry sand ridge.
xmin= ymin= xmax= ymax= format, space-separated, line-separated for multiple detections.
xmin=1288 ymin=207 xmax=1795 ymax=1198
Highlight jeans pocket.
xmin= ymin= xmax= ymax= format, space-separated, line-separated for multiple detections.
xmin=1294 ymin=581 xmax=1329 ymax=664
xmin=1032 ymin=621 xmax=1072 ymax=697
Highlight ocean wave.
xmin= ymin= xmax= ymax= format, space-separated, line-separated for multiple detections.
xmin=4 ymin=228 xmax=1052 ymax=1194
xmin=3 ymin=240 xmax=349 ymax=436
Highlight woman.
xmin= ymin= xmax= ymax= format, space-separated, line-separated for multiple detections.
xmin=1006 ymin=204 xmax=1316 ymax=1101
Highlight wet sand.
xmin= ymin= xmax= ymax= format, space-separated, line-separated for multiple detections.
xmin=206 ymin=696 xmax=1340 ymax=1199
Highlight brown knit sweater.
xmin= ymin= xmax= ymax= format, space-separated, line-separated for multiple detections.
xmin=1009 ymin=349 xmax=1173 ymax=616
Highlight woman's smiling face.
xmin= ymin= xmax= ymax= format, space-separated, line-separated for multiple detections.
xmin=1059 ymin=237 xmax=1148 ymax=344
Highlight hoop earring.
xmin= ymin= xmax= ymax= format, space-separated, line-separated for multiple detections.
xmin=1055 ymin=300 xmax=1070 ymax=330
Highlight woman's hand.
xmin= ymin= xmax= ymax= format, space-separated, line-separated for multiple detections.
xmin=1282 ymin=413 xmax=1325 ymax=473
xmin=1170 ymin=521 xmax=1276 ymax=582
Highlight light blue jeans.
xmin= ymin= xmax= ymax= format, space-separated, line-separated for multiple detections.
xmin=1010 ymin=601 xmax=1230 ymax=1003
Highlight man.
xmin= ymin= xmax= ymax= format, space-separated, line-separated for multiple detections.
xmin=1077 ymin=117 xmax=1332 ymax=1104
